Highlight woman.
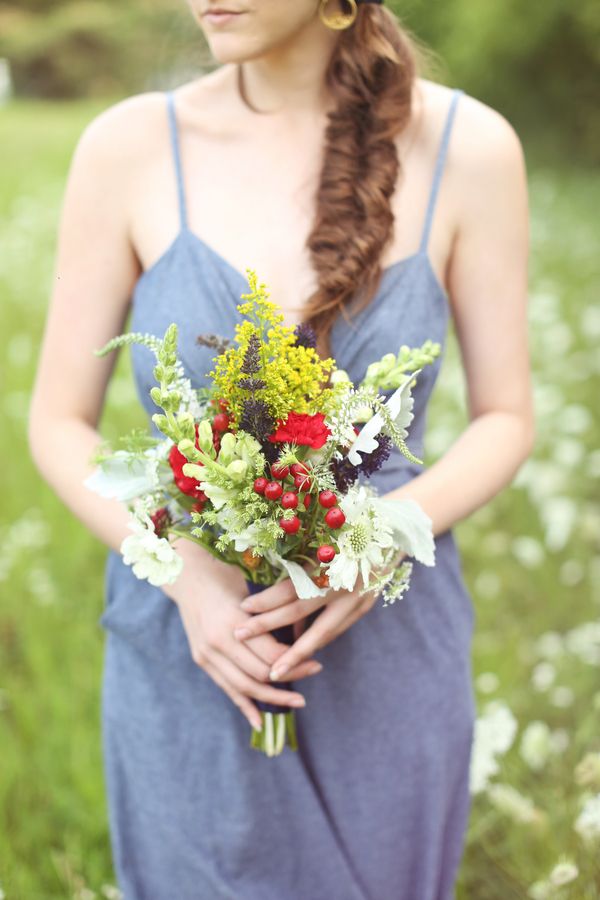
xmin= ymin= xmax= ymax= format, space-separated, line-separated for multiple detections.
xmin=29 ymin=0 xmax=534 ymax=897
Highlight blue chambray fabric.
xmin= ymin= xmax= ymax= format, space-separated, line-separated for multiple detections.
xmin=100 ymin=87 xmax=476 ymax=900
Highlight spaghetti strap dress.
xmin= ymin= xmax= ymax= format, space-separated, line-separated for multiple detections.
xmin=99 ymin=86 xmax=476 ymax=900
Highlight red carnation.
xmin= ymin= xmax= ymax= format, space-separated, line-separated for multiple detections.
xmin=168 ymin=426 xmax=205 ymax=499
xmin=268 ymin=412 xmax=331 ymax=450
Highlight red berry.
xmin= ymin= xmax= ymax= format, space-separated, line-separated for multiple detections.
xmin=253 ymin=477 xmax=268 ymax=494
xmin=303 ymin=494 xmax=312 ymax=510
xmin=280 ymin=515 xmax=301 ymax=535
xmin=264 ymin=481 xmax=283 ymax=501
xmin=317 ymin=544 xmax=336 ymax=564
xmin=213 ymin=412 xmax=229 ymax=432
xmin=218 ymin=398 xmax=229 ymax=411
xmin=270 ymin=463 xmax=290 ymax=480
xmin=150 ymin=507 xmax=171 ymax=537
xmin=294 ymin=473 xmax=311 ymax=491
xmin=318 ymin=490 xmax=337 ymax=508
xmin=317 ymin=544 xmax=335 ymax=562
xmin=324 ymin=507 xmax=346 ymax=529
xmin=281 ymin=491 xmax=298 ymax=510
xmin=290 ymin=462 xmax=309 ymax=476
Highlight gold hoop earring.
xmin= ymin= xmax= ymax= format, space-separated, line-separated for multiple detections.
xmin=318 ymin=0 xmax=358 ymax=31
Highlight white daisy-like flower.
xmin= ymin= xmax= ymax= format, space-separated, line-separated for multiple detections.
xmin=325 ymin=486 xmax=395 ymax=592
xmin=121 ymin=513 xmax=183 ymax=587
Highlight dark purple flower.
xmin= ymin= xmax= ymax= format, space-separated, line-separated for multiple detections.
xmin=239 ymin=397 xmax=275 ymax=443
xmin=293 ymin=323 xmax=317 ymax=349
xmin=358 ymin=434 xmax=392 ymax=477
xmin=240 ymin=334 xmax=261 ymax=374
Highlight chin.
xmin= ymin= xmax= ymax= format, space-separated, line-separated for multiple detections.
xmin=205 ymin=37 xmax=264 ymax=64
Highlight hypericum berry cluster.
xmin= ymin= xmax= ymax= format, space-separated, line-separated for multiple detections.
xmin=252 ymin=459 xmax=347 ymax=567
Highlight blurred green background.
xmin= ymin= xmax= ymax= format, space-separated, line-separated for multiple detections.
xmin=0 ymin=1 xmax=599 ymax=898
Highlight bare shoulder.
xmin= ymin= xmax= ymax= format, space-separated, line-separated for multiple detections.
xmin=416 ymin=78 xmax=526 ymax=171
xmin=71 ymin=90 xmax=171 ymax=175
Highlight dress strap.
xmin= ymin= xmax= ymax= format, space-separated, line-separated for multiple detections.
xmin=418 ymin=88 xmax=463 ymax=254
xmin=165 ymin=90 xmax=188 ymax=229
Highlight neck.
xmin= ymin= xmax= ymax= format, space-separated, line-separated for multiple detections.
xmin=236 ymin=23 xmax=340 ymax=118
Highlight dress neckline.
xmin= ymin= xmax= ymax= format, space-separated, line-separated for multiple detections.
xmin=134 ymin=225 xmax=449 ymax=307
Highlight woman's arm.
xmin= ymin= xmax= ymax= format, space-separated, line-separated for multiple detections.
xmin=28 ymin=99 xmax=143 ymax=552
xmin=388 ymin=96 xmax=534 ymax=533
xmin=235 ymin=97 xmax=535 ymax=678
xmin=28 ymin=95 xmax=320 ymax=728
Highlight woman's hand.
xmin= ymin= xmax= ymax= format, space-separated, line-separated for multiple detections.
xmin=232 ymin=576 xmax=381 ymax=682
xmin=163 ymin=543 xmax=323 ymax=731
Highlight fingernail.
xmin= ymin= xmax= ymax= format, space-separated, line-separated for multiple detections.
xmin=292 ymin=697 xmax=306 ymax=707
xmin=308 ymin=662 xmax=323 ymax=674
xmin=240 ymin=600 xmax=253 ymax=611
xmin=234 ymin=627 xmax=252 ymax=640
xmin=253 ymin=718 xmax=262 ymax=731
xmin=270 ymin=664 xmax=289 ymax=681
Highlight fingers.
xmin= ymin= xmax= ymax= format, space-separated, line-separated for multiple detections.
xmin=240 ymin=578 xmax=296 ymax=614
xmin=245 ymin=632 xmax=322 ymax=681
xmin=202 ymin=657 xmax=263 ymax=731
xmin=233 ymin=595 xmax=324 ymax=641
xmin=268 ymin=592 xmax=374 ymax=680
xmin=208 ymin=646 xmax=308 ymax=709
xmin=293 ymin=615 xmax=308 ymax=642
xmin=223 ymin=631 xmax=321 ymax=682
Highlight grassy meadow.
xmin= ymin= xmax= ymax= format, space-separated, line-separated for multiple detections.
xmin=0 ymin=98 xmax=599 ymax=899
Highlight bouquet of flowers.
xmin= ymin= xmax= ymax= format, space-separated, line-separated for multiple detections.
xmin=87 ymin=269 xmax=441 ymax=756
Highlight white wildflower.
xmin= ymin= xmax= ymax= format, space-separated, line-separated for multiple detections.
xmin=520 ymin=721 xmax=554 ymax=771
xmin=559 ymin=558 xmax=584 ymax=586
xmin=531 ymin=661 xmax=556 ymax=692
xmin=324 ymin=486 xmax=434 ymax=592
xmin=476 ymin=672 xmax=499 ymax=694
xmin=121 ymin=513 xmax=183 ymax=587
xmin=487 ymin=783 xmax=542 ymax=825
xmin=469 ymin=701 xmax=518 ymax=795
xmin=574 ymin=793 xmax=600 ymax=844
xmin=550 ymin=686 xmax=575 ymax=708
xmin=548 ymin=859 xmax=579 ymax=887
xmin=549 ymin=729 xmax=569 ymax=754
xmin=527 ymin=880 xmax=553 ymax=900
xmin=512 ymin=536 xmax=545 ymax=569
xmin=474 ymin=571 xmax=501 ymax=600
xmin=565 ymin=621 xmax=600 ymax=666
xmin=535 ymin=631 xmax=565 ymax=661
xmin=574 ymin=752 xmax=600 ymax=789
xmin=325 ymin=487 xmax=395 ymax=592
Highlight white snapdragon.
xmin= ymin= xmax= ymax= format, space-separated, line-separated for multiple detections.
xmin=121 ymin=513 xmax=183 ymax=587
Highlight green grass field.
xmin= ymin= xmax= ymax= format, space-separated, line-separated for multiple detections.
xmin=1 ymin=98 xmax=599 ymax=899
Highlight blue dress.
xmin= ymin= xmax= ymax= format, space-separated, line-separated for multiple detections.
xmin=100 ymin=87 xmax=476 ymax=900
